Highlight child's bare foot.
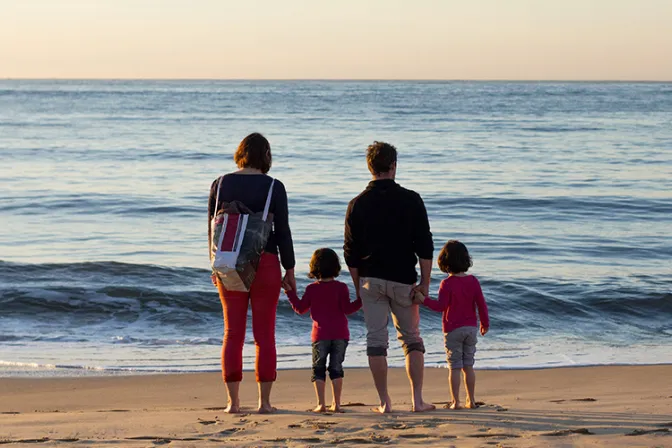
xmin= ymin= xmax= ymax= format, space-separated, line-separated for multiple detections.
xmin=329 ymin=404 xmax=344 ymax=413
xmin=312 ymin=405 xmax=327 ymax=413
xmin=224 ymin=402 xmax=241 ymax=414
xmin=411 ymin=401 xmax=436 ymax=412
xmin=371 ymin=401 xmax=392 ymax=414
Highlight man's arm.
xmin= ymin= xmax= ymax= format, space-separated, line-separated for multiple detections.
xmin=344 ymin=200 xmax=362 ymax=297
xmin=412 ymin=193 xmax=434 ymax=297
xmin=348 ymin=267 xmax=361 ymax=299
xmin=414 ymin=258 xmax=432 ymax=298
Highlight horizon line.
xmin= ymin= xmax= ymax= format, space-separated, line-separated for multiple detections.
xmin=1 ymin=77 xmax=671 ymax=83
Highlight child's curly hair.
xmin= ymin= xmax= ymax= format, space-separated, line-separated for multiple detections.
xmin=308 ymin=248 xmax=342 ymax=280
xmin=437 ymin=240 xmax=473 ymax=274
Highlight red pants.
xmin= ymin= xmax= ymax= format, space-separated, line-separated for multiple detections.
xmin=216 ymin=253 xmax=281 ymax=383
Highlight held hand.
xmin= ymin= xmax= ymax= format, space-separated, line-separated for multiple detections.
xmin=211 ymin=273 xmax=218 ymax=287
xmin=283 ymin=269 xmax=296 ymax=293
xmin=412 ymin=289 xmax=426 ymax=305
xmin=480 ymin=325 xmax=489 ymax=336
xmin=411 ymin=283 xmax=429 ymax=301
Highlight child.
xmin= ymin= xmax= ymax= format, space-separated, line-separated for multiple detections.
xmin=419 ymin=240 xmax=489 ymax=410
xmin=283 ymin=248 xmax=362 ymax=413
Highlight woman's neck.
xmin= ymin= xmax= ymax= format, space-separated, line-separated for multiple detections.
xmin=235 ymin=167 xmax=263 ymax=175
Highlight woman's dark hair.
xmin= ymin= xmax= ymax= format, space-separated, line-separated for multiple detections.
xmin=437 ymin=240 xmax=473 ymax=274
xmin=308 ymin=248 xmax=342 ymax=280
xmin=366 ymin=141 xmax=397 ymax=175
xmin=234 ymin=133 xmax=272 ymax=174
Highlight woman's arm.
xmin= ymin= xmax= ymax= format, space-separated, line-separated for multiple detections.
xmin=273 ymin=181 xmax=296 ymax=272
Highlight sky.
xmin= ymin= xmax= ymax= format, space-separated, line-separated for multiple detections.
xmin=1 ymin=0 xmax=671 ymax=80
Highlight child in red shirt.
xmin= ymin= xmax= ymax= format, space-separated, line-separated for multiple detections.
xmin=419 ymin=240 xmax=490 ymax=410
xmin=284 ymin=248 xmax=362 ymax=413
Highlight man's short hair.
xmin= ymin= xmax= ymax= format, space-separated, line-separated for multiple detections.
xmin=366 ymin=141 xmax=397 ymax=175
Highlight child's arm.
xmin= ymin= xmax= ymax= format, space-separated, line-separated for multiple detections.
xmin=340 ymin=284 xmax=362 ymax=315
xmin=285 ymin=287 xmax=312 ymax=315
xmin=422 ymin=280 xmax=450 ymax=312
xmin=473 ymin=278 xmax=490 ymax=335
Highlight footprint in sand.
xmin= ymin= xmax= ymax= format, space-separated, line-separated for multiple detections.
xmin=626 ymin=428 xmax=670 ymax=436
xmin=542 ymin=428 xmax=594 ymax=436
xmin=550 ymin=398 xmax=597 ymax=403
xmin=468 ymin=433 xmax=521 ymax=439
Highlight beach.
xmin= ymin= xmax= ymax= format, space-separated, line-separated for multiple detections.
xmin=2 ymin=365 xmax=671 ymax=447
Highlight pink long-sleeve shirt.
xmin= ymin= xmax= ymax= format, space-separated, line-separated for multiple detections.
xmin=286 ymin=280 xmax=362 ymax=342
xmin=423 ymin=275 xmax=490 ymax=333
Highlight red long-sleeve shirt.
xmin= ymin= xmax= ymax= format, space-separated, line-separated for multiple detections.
xmin=286 ymin=280 xmax=362 ymax=342
xmin=423 ymin=275 xmax=490 ymax=333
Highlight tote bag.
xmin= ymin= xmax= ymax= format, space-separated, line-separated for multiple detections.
xmin=210 ymin=177 xmax=275 ymax=292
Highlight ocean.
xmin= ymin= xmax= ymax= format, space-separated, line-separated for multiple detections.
xmin=1 ymin=80 xmax=671 ymax=377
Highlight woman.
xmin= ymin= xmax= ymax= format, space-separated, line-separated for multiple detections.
xmin=208 ymin=133 xmax=296 ymax=414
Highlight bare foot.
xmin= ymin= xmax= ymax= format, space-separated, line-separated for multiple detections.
xmin=371 ymin=402 xmax=392 ymax=414
xmin=312 ymin=405 xmax=327 ymax=413
xmin=329 ymin=404 xmax=344 ymax=413
xmin=224 ymin=403 xmax=241 ymax=414
xmin=258 ymin=404 xmax=277 ymax=414
xmin=465 ymin=401 xmax=480 ymax=409
xmin=449 ymin=401 xmax=463 ymax=410
xmin=412 ymin=401 xmax=436 ymax=413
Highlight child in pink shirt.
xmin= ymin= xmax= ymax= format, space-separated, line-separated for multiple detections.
xmin=284 ymin=248 xmax=362 ymax=413
xmin=420 ymin=240 xmax=489 ymax=410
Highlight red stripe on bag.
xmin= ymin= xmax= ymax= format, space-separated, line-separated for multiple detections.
xmin=220 ymin=215 xmax=240 ymax=252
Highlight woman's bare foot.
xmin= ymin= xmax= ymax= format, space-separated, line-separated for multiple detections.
xmin=329 ymin=404 xmax=344 ymax=413
xmin=448 ymin=401 xmax=463 ymax=410
xmin=465 ymin=400 xmax=480 ymax=409
xmin=258 ymin=404 xmax=277 ymax=414
xmin=411 ymin=401 xmax=436 ymax=413
xmin=312 ymin=405 xmax=327 ymax=413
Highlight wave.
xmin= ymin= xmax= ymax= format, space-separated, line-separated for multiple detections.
xmin=1 ymin=261 xmax=670 ymax=337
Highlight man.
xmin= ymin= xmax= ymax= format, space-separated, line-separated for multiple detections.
xmin=344 ymin=141 xmax=435 ymax=413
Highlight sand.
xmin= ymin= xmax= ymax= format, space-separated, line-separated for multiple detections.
xmin=1 ymin=365 xmax=671 ymax=447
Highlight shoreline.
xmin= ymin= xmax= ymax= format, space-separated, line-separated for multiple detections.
xmin=2 ymin=365 xmax=671 ymax=446
xmin=3 ymin=361 xmax=672 ymax=379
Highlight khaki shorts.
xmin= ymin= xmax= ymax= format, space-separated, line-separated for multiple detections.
xmin=444 ymin=326 xmax=478 ymax=369
xmin=359 ymin=277 xmax=425 ymax=357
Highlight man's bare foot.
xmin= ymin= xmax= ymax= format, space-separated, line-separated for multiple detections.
xmin=465 ymin=400 xmax=480 ymax=409
xmin=224 ymin=403 xmax=241 ymax=414
xmin=329 ymin=404 xmax=344 ymax=413
xmin=312 ymin=405 xmax=327 ymax=413
xmin=258 ymin=404 xmax=277 ymax=414
xmin=412 ymin=401 xmax=436 ymax=413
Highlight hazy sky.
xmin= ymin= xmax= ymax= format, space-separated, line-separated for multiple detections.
xmin=1 ymin=0 xmax=671 ymax=80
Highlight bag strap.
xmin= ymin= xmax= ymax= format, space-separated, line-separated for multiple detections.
xmin=262 ymin=178 xmax=275 ymax=221
xmin=213 ymin=176 xmax=224 ymax=217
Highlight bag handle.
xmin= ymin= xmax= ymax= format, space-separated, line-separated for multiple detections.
xmin=213 ymin=175 xmax=274 ymax=220
xmin=213 ymin=176 xmax=224 ymax=218
xmin=262 ymin=178 xmax=275 ymax=221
